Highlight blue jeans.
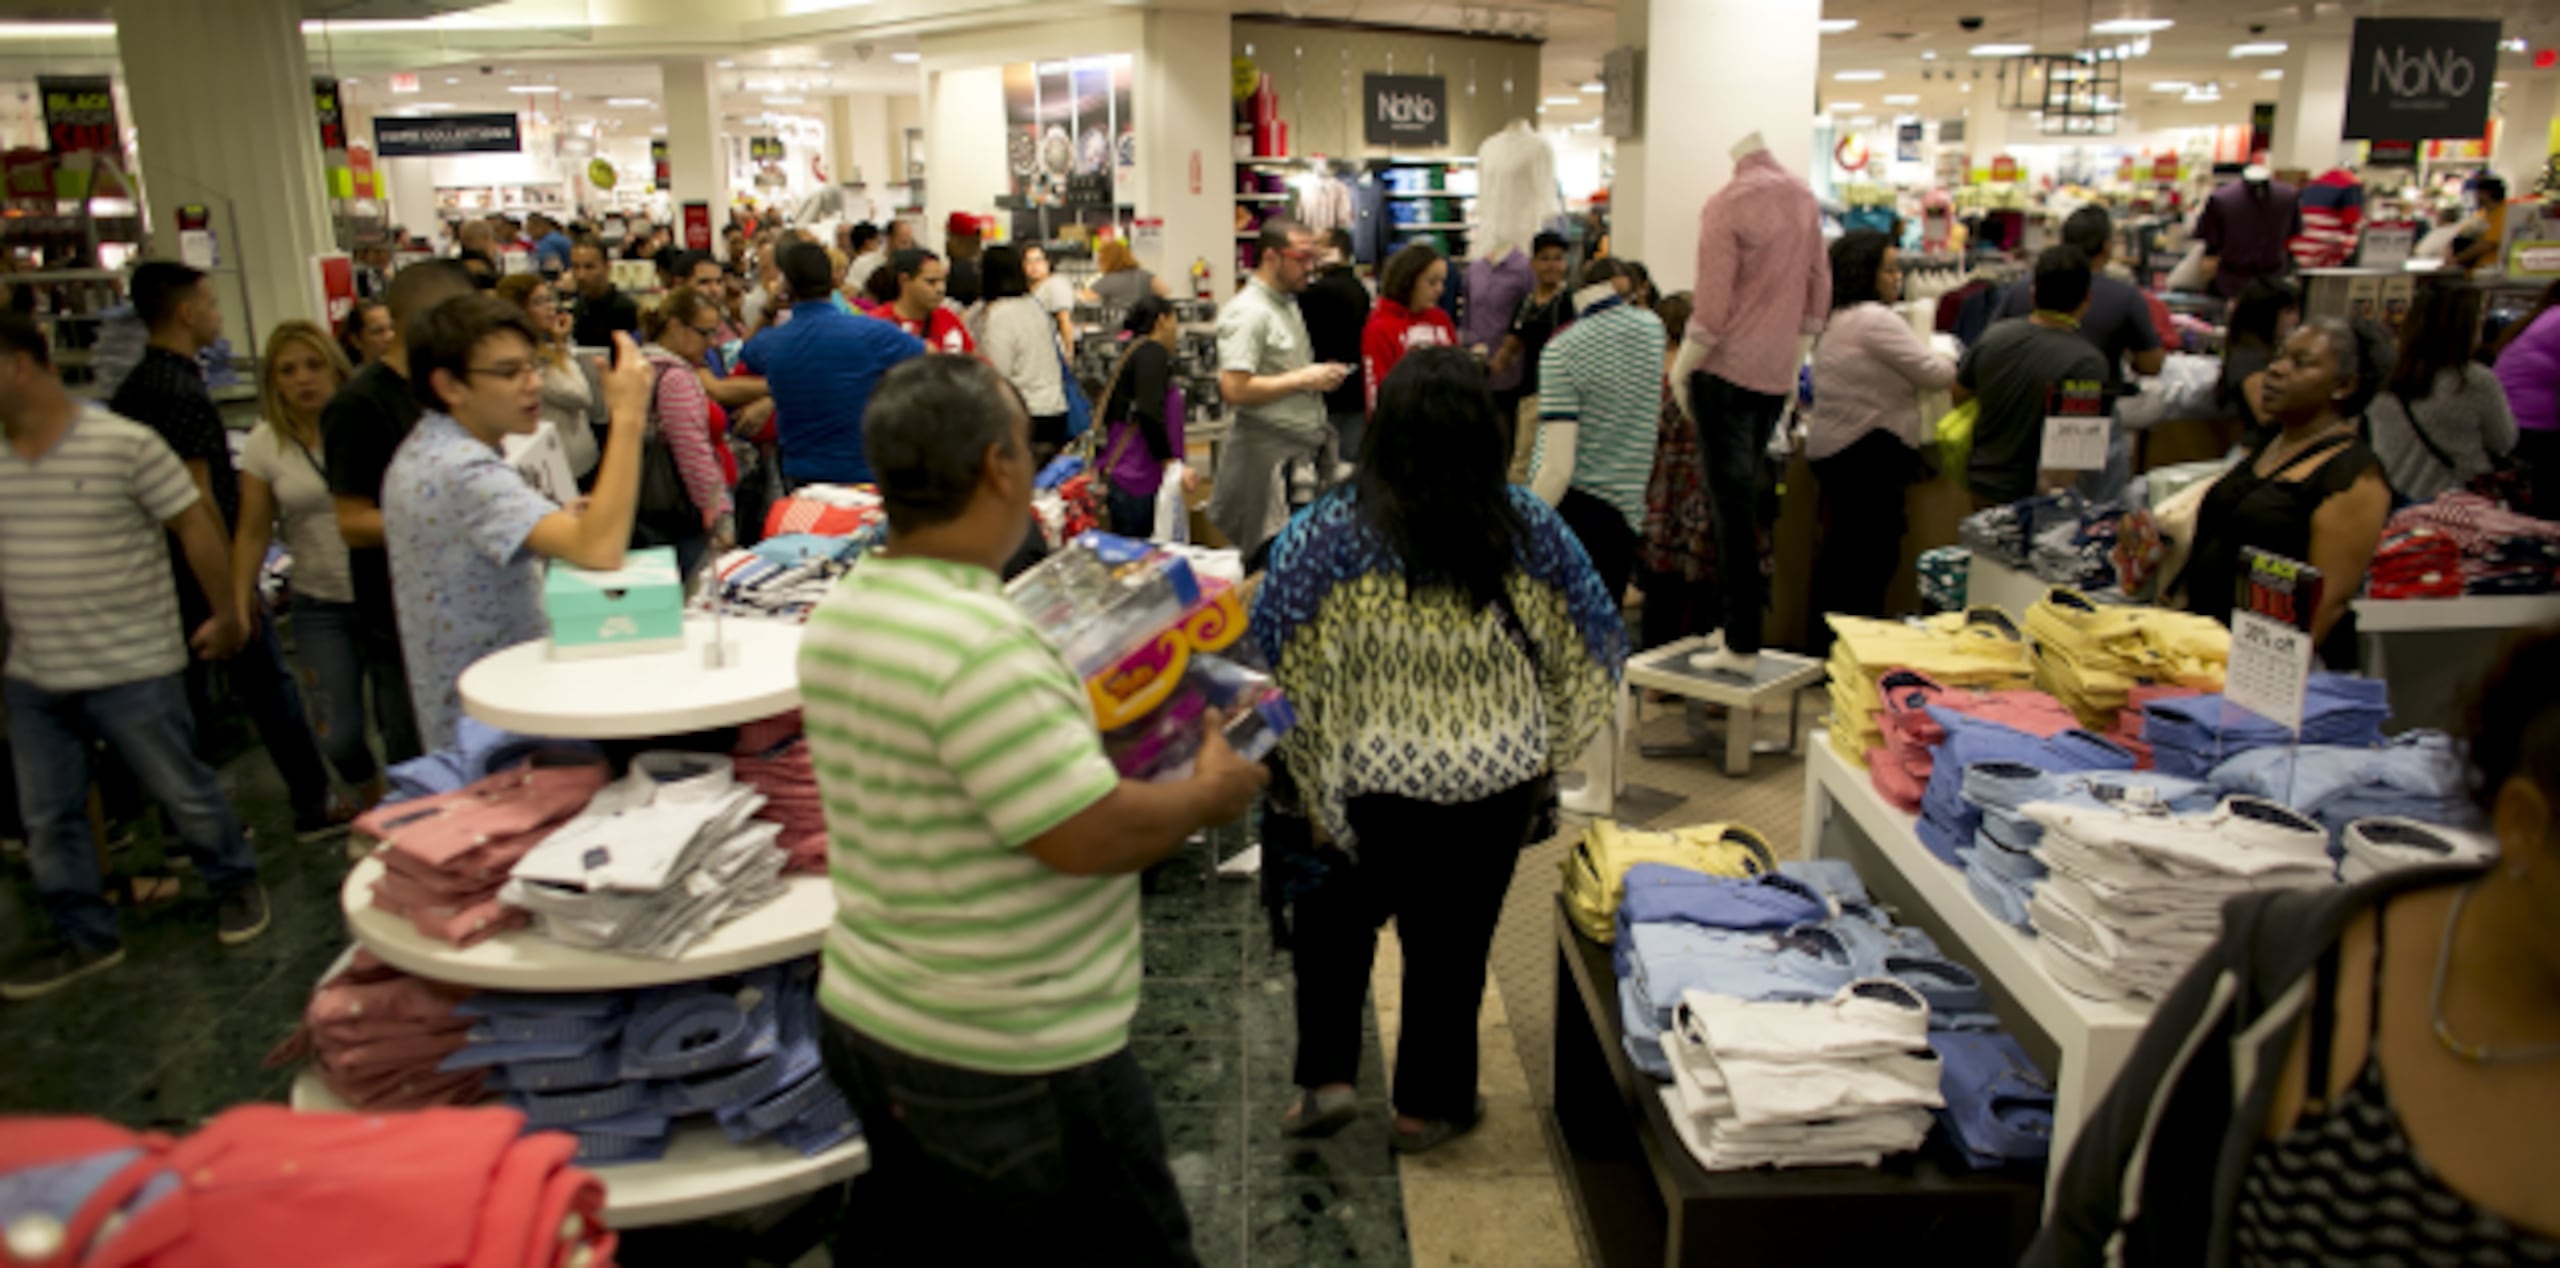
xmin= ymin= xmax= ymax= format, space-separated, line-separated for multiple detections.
xmin=287 ymin=595 xmax=381 ymax=788
xmin=1106 ymin=487 xmax=1154 ymax=540
xmin=822 ymin=1019 xmax=1196 ymax=1266
xmin=5 ymin=674 xmax=256 ymax=951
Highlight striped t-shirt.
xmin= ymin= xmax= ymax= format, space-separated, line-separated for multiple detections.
xmin=1538 ymin=299 xmax=1668 ymax=533
xmin=0 ymin=405 xmax=200 ymax=691
xmin=799 ymin=553 xmax=1130 ymax=1075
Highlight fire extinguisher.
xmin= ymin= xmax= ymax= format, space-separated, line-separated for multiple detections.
xmin=1191 ymin=256 xmax=1211 ymax=301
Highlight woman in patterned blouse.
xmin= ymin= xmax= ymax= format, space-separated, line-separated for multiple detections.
xmin=1250 ymin=346 xmax=1626 ymax=1152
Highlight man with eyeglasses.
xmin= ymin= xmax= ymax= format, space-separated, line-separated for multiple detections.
xmin=1210 ymin=218 xmax=1349 ymax=563
xmin=380 ymin=294 xmax=653 ymax=749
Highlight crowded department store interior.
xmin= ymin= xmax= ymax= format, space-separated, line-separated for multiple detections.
xmin=1 ymin=0 xmax=2559 ymax=1262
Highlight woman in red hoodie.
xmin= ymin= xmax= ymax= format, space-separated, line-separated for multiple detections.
xmin=1362 ymin=243 xmax=1458 ymax=418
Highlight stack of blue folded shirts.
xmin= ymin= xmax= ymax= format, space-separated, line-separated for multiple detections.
xmin=1916 ymin=707 xmax=2137 ymax=867
xmin=1929 ymin=1031 xmax=2056 ymax=1168
xmin=2140 ymin=672 xmax=2391 ymax=778
xmin=2029 ymin=499 xmax=2125 ymax=591
xmin=2208 ymin=730 xmax=2482 ymax=859
xmin=437 ymin=957 xmax=859 ymax=1166
xmin=1955 ymin=763 xmax=2221 ymax=930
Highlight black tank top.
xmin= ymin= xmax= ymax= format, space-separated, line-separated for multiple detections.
xmin=2181 ymin=428 xmax=2379 ymax=667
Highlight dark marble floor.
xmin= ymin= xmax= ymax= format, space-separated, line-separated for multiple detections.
xmin=0 ymin=748 xmax=1410 ymax=1265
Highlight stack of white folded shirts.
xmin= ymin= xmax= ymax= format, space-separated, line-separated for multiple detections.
xmin=501 ymin=752 xmax=791 ymax=958
xmin=2024 ymin=795 xmax=2332 ymax=1001
xmin=1655 ymin=979 xmax=1942 ymax=1171
xmin=2338 ymin=816 xmax=2498 ymax=884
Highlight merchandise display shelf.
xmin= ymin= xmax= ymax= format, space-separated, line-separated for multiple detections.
xmin=1623 ymin=637 xmax=1825 ymax=776
xmin=1801 ymin=733 xmax=2153 ymax=1201
xmin=2351 ymin=593 xmax=2560 ymax=732
xmin=2350 ymin=592 xmax=2560 ymax=633
xmin=289 ymin=1072 xmax=869 ymax=1228
xmin=340 ymin=855 xmax=832 ymax=991
xmin=458 ymin=617 xmax=804 ymax=739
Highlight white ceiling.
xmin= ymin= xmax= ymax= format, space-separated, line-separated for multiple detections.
xmin=346 ymin=41 xmax=921 ymax=134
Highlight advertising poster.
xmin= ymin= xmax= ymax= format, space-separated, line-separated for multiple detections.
xmin=38 ymin=75 xmax=123 ymax=199
xmin=1002 ymin=55 xmax=1134 ymax=209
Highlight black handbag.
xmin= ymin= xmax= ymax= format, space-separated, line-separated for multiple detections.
xmin=633 ymin=362 xmax=702 ymax=546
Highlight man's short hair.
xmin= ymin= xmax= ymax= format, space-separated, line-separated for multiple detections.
xmin=1257 ymin=218 xmax=1308 ymax=254
xmin=1532 ymin=231 xmax=1569 ymax=257
xmin=384 ymin=258 xmax=476 ymax=331
xmin=131 ymin=261 xmax=208 ymax=330
xmin=889 ymin=247 xmax=939 ymax=286
xmin=407 ymin=293 xmax=542 ymax=413
xmin=569 ymin=237 xmax=608 ymax=263
xmin=849 ymin=222 xmax=881 ymax=253
xmin=2060 ymin=206 xmax=2114 ymax=259
xmin=779 ymin=241 xmax=837 ymax=302
xmin=0 ymin=311 xmax=52 ymax=368
xmin=2032 ymin=246 xmax=2095 ymax=314
xmin=865 ymin=356 xmax=1023 ymax=534
xmin=1323 ymin=227 xmax=1354 ymax=259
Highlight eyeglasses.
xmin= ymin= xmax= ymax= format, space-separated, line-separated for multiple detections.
xmin=690 ymin=322 xmax=722 ymax=338
xmin=467 ymin=361 xmax=541 ymax=383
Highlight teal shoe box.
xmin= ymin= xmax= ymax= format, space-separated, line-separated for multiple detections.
xmin=545 ymin=547 xmax=686 ymax=659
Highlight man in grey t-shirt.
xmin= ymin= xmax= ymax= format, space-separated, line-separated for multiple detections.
xmin=1993 ymin=207 xmax=2166 ymax=498
xmin=1210 ymin=219 xmax=1349 ymax=562
xmin=1959 ymin=248 xmax=2111 ymax=505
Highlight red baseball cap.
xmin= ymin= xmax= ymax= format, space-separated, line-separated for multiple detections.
xmin=946 ymin=212 xmax=986 ymax=238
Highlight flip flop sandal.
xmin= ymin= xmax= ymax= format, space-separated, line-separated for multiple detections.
xmin=1390 ymin=1094 xmax=1489 ymax=1155
xmin=1281 ymin=1086 xmax=1361 ymax=1139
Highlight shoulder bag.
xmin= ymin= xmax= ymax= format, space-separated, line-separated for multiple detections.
xmin=2390 ymin=386 xmax=2536 ymax=513
xmin=634 ymin=360 xmax=702 ymax=547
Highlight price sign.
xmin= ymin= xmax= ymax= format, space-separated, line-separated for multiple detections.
xmin=1990 ymin=155 xmax=2019 ymax=182
xmin=2240 ymin=547 xmax=2325 ymax=634
xmin=2153 ymin=154 xmax=2179 ymax=181
xmin=38 ymin=76 xmax=118 ymax=160
xmin=2041 ymin=415 xmax=2110 ymax=471
xmin=2227 ymin=609 xmax=2313 ymax=734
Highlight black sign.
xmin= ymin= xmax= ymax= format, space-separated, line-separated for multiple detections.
xmin=2342 ymin=17 xmax=2502 ymax=143
xmin=749 ymin=136 xmax=785 ymax=163
xmin=1364 ymin=74 xmax=1447 ymax=147
xmin=373 ymin=113 xmax=522 ymax=157
xmin=312 ymin=78 xmax=346 ymax=153
xmin=650 ymin=139 xmax=670 ymax=188
xmin=38 ymin=75 xmax=118 ymax=158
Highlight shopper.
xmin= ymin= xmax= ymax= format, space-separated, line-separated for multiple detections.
xmin=1298 ymin=227 xmax=1371 ymax=466
xmin=1489 ymin=232 xmax=1574 ymax=480
xmin=2366 ymin=279 xmax=2517 ymax=503
xmin=635 ymin=286 xmax=737 ymax=577
xmin=341 ymin=298 xmax=396 ymax=367
xmin=882 ymin=248 xmax=974 ymax=355
xmin=2175 ymin=318 xmax=2392 ymax=666
xmin=1085 ymin=238 xmax=1172 ymax=307
xmin=456 ymin=250 xmax=499 ymax=290
xmin=843 ymin=222 xmax=886 ymax=295
xmin=0 ymin=312 xmax=266 ymax=998
xmin=1529 ymin=257 xmax=1665 ymax=601
xmin=737 ymin=241 xmax=924 ymax=488
xmin=231 ymin=320 xmax=385 ymax=810
xmin=494 ymin=273 xmax=603 ymax=482
xmin=800 ymin=354 xmax=1265 ymax=1262
xmin=1991 ymin=207 xmax=2163 ymax=495
xmin=1956 ymin=246 xmax=2110 ymax=506
xmin=884 ymin=218 xmax=916 ymax=254
xmin=1023 ymin=243 xmax=1080 ymax=349
xmin=943 ymin=212 xmax=985 ymax=307
xmin=2492 ymin=279 xmax=2560 ymax=511
xmin=2031 ymin=627 xmax=2560 ymax=1267
xmin=323 ymin=259 xmax=473 ymax=768
xmin=528 ymin=212 xmax=573 ymax=277
xmin=1096 ymin=295 xmax=1189 ymax=538
xmin=1252 ymin=345 xmax=1623 ymax=1151
xmin=1806 ymin=231 xmax=1957 ymax=652
xmin=975 ymin=246 xmax=1072 ymax=460
xmin=2453 ymin=174 xmax=2511 ymax=275
xmin=680 ymin=253 xmax=747 ymax=346
xmin=1210 ymin=219 xmax=1349 ymax=564
xmin=1362 ymin=243 xmax=1457 ymax=418
xmin=2218 ymin=278 xmax=2301 ymax=434
xmin=567 ymin=238 xmax=639 ymax=348
xmin=112 ymin=262 xmax=341 ymax=840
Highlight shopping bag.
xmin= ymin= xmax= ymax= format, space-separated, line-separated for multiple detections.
xmin=1154 ymin=461 xmax=1190 ymax=543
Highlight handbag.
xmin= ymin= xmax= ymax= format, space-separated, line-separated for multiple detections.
xmin=634 ymin=361 xmax=702 ymax=547
xmin=1069 ymin=342 xmax=1146 ymax=523
xmin=1055 ymin=333 xmax=1093 ymax=440
xmin=2390 ymin=387 xmax=2537 ymax=513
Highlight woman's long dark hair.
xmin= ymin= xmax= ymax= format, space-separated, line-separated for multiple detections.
xmin=2227 ymin=278 xmax=2298 ymax=352
xmin=1355 ymin=347 xmax=1527 ymax=609
xmin=2388 ymin=278 xmax=2485 ymax=402
xmin=1828 ymin=230 xmax=1894 ymax=311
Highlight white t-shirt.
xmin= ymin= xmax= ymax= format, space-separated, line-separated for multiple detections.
xmin=240 ymin=421 xmax=355 ymax=604
xmin=1034 ymin=274 xmax=1079 ymax=315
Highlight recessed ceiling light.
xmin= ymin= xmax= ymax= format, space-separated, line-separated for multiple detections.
xmin=607 ymin=97 xmax=652 ymax=108
xmin=1828 ymin=101 xmax=1864 ymax=111
xmin=414 ymin=102 xmax=453 ymax=110
xmin=1883 ymin=94 xmax=1919 ymax=104
xmin=2261 ymin=69 xmax=2285 ymax=80
xmin=2150 ymin=81 xmax=2192 ymax=92
xmin=1961 ymin=82 xmax=1973 ymax=92
xmin=1835 ymin=69 xmax=1886 ymax=81
xmin=1578 ymin=80 xmax=1604 ymax=93
xmin=891 ymin=52 xmax=920 ymax=64
xmin=651 ymin=124 xmax=666 ymax=134
xmin=1921 ymin=50 xmax=1939 ymax=60
xmin=1818 ymin=18 xmax=1858 ymax=33
xmin=1970 ymin=43 xmax=2033 ymax=57
xmin=1543 ymin=94 xmax=1579 ymax=104
xmin=763 ymin=95 xmax=804 ymax=105
xmin=506 ymin=84 xmax=555 ymax=93
xmin=444 ymin=76 xmax=460 ymax=84
xmin=715 ymin=59 xmax=735 ymax=68
xmin=817 ymin=61 xmax=831 ymax=68
xmin=2091 ymin=18 xmax=2173 ymax=34
xmin=2230 ymin=41 xmax=2287 ymax=56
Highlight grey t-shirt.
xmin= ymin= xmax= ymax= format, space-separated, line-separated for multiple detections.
xmin=1089 ymin=269 xmax=1156 ymax=309
xmin=1993 ymin=275 xmax=2160 ymax=393
xmin=1216 ymin=277 xmax=1327 ymax=446
xmin=1957 ymin=318 xmax=2110 ymax=504
xmin=2365 ymin=364 xmax=2520 ymax=502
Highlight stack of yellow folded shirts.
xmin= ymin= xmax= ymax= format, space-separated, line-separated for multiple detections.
xmin=2024 ymin=588 xmax=2229 ymax=729
xmin=1823 ymin=609 xmax=2038 ymax=761
xmin=1560 ymin=819 xmax=1778 ymax=944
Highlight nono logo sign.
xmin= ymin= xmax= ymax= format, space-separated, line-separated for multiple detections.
xmin=1363 ymin=74 xmax=1449 ymax=146
xmin=2341 ymin=17 xmax=2502 ymax=143
xmin=2369 ymin=44 xmax=2473 ymax=101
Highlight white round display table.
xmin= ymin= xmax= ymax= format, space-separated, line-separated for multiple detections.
xmin=459 ymin=617 xmax=805 ymax=739
xmin=340 ymin=854 xmax=833 ymax=991
xmin=288 ymin=1072 xmax=869 ymax=1228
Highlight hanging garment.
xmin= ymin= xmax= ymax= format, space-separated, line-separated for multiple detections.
xmin=1474 ymin=122 xmax=1561 ymax=260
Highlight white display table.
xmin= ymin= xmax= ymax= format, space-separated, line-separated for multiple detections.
xmin=458 ymin=617 xmax=805 ymax=738
xmin=289 ymin=1073 xmax=869 ymax=1228
xmin=341 ymin=855 xmax=833 ymax=991
xmin=1800 ymin=733 xmax=2153 ymax=1201
xmin=1964 ymin=556 xmax=2050 ymax=622
xmin=1623 ymin=638 xmax=1826 ymax=776
xmin=2352 ymin=594 xmax=2560 ymax=732
xmin=2350 ymin=593 xmax=2560 ymax=633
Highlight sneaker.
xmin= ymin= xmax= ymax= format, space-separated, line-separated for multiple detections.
xmin=215 ymin=884 xmax=271 ymax=946
xmin=2 ymin=941 xmax=126 ymax=1000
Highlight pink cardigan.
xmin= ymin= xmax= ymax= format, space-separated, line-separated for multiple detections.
xmin=1805 ymin=303 xmax=1958 ymax=461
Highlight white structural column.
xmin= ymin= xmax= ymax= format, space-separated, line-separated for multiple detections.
xmin=662 ymin=59 xmax=725 ymax=246
xmin=1967 ymin=104 xmax=2014 ymax=180
xmin=1137 ymin=8 xmax=1232 ymax=300
xmin=2273 ymin=36 xmax=2353 ymax=173
xmin=1615 ymin=0 xmax=1820 ymax=289
xmin=114 ymin=0 xmax=334 ymax=346
xmin=2495 ymin=71 xmax=2559 ymax=192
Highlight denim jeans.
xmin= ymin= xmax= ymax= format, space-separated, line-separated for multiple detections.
xmin=358 ymin=616 xmax=422 ymax=767
xmin=287 ymin=595 xmax=381 ymax=788
xmin=5 ymin=673 xmax=257 ymax=950
xmin=1330 ymin=410 xmax=1367 ymax=470
xmin=821 ymin=1019 xmax=1197 ymax=1267
xmin=1106 ymin=486 xmax=1154 ymax=540
xmin=1688 ymin=370 xmax=1787 ymax=655
xmin=179 ymin=610 xmax=330 ymax=822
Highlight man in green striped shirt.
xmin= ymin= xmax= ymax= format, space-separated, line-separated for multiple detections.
xmin=801 ymin=356 xmax=1266 ymax=1262
xmin=1530 ymin=256 xmax=1668 ymax=602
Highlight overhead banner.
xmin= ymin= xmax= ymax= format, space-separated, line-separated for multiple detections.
xmin=1364 ymin=74 xmax=1448 ymax=147
xmin=650 ymin=139 xmax=670 ymax=189
xmin=373 ymin=113 xmax=522 ymax=158
xmin=2342 ymin=17 xmax=2502 ymax=143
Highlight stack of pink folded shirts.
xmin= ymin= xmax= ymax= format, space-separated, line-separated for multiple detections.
xmin=2108 ymin=683 xmax=2205 ymax=769
xmin=358 ymin=757 xmax=611 ymax=946
xmin=735 ymin=711 xmax=827 ymax=874
xmin=1866 ymin=668 xmax=2082 ymax=811
xmin=265 ymin=949 xmax=485 ymax=1110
